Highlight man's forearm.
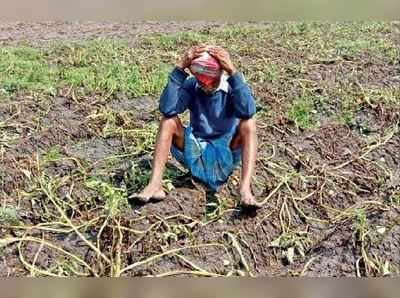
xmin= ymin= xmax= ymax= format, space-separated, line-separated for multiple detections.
xmin=159 ymin=68 xmax=190 ymax=117
xmin=227 ymin=66 xmax=237 ymax=76
xmin=228 ymin=72 xmax=256 ymax=119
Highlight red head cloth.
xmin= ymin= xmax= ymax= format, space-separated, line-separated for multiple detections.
xmin=189 ymin=52 xmax=222 ymax=88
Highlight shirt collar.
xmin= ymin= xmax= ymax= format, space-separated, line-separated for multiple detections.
xmin=195 ymin=74 xmax=229 ymax=94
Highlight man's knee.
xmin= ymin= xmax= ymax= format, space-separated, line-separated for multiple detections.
xmin=238 ymin=118 xmax=257 ymax=136
xmin=160 ymin=116 xmax=180 ymax=132
xmin=160 ymin=116 xmax=184 ymax=140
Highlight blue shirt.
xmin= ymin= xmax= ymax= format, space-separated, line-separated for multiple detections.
xmin=159 ymin=67 xmax=256 ymax=140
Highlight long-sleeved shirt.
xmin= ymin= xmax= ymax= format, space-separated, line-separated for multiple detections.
xmin=159 ymin=67 xmax=256 ymax=140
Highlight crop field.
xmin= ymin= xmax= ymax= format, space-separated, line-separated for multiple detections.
xmin=0 ymin=21 xmax=399 ymax=277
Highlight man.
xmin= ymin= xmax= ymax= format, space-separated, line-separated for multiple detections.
xmin=130 ymin=45 xmax=260 ymax=209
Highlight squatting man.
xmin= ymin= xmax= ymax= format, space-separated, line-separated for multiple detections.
xmin=130 ymin=45 xmax=261 ymax=210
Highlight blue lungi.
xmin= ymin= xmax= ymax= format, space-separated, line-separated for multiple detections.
xmin=171 ymin=126 xmax=241 ymax=191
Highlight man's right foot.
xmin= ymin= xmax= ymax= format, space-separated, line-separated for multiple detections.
xmin=128 ymin=185 xmax=166 ymax=203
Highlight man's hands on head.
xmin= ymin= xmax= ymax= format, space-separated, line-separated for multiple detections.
xmin=208 ymin=46 xmax=237 ymax=76
xmin=176 ymin=45 xmax=207 ymax=70
xmin=176 ymin=45 xmax=237 ymax=76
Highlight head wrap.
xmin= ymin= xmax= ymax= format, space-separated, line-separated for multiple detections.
xmin=189 ymin=52 xmax=222 ymax=87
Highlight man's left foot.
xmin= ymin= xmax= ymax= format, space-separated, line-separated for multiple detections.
xmin=128 ymin=185 xmax=166 ymax=203
xmin=240 ymin=191 xmax=262 ymax=210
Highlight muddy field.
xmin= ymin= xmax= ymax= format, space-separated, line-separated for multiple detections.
xmin=0 ymin=21 xmax=399 ymax=277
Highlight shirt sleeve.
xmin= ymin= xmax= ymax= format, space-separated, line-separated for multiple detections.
xmin=159 ymin=67 xmax=192 ymax=117
xmin=227 ymin=72 xmax=256 ymax=119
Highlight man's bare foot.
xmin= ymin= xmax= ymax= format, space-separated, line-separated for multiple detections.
xmin=240 ymin=189 xmax=262 ymax=210
xmin=129 ymin=184 xmax=166 ymax=203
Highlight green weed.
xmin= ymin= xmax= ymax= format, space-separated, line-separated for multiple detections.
xmin=287 ymin=98 xmax=318 ymax=129
xmin=389 ymin=191 xmax=400 ymax=206
xmin=144 ymin=32 xmax=209 ymax=50
xmin=125 ymin=122 xmax=158 ymax=156
xmin=126 ymin=163 xmax=151 ymax=193
xmin=335 ymin=38 xmax=399 ymax=64
xmin=270 ymin=230 xmax=312 ymax=264
xmin=43 ymin=145 xmax=62 ymax=164
xmin=255 ymin=63 xmax=279 ymax=83
xmin=360 ymin=88 xmax=400 ymax=107
xmin=86 ymin=177 xmax=128 ymax=217
xmin=0 ymin=47 xmax=57 ymax=95
xmin=0 ymin=207 xmax=20 ymax=226
xmin=353 ymin=208 xmax=368 ymax=243
xmin=337 ymin=95 xmax=357 ymax=125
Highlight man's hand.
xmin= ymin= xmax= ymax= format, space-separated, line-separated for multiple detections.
xmin=176 ymin=45 xmax=207 ymax=70
xmin=208 ymin=46 xmax=237 ymax=76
